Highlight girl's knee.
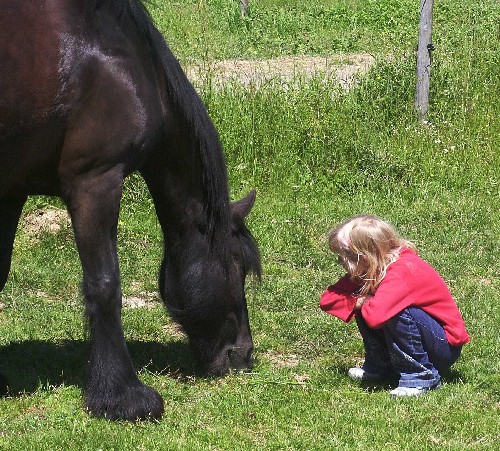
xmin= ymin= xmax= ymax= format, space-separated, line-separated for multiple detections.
xmin=385 ymin=307 xmax=435 ymax=331
xmin=384 ymin=307 xmax=416 ymax=330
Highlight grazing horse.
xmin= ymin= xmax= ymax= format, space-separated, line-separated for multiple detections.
xmin=0 ymin=0 xmax=261 ymax=421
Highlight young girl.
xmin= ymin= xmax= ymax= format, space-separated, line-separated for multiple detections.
xmin=320 ymin=215 xmax=469 ymax=397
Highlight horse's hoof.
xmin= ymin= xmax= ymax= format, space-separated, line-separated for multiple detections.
xmin=85 ymin=382 xmax=164 ymax=421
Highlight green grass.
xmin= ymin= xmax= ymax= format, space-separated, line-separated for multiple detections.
xmin=1 ymin=0 xmax=499 ymax=449
xmin=150 ymin=0 xmax=421 ymax=62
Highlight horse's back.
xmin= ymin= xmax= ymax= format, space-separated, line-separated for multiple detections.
xmin=0 ymin=0 xmax=162 ymax=197
xmin=0 ymin=0 xmax=76 ymax=131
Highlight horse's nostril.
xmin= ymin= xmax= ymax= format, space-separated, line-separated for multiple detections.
xmin=227 ymin=345 xmax=253 ymax=369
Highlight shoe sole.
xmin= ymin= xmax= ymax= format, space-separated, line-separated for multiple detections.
xmin=390 ymin=382 xmax=441 ymax=398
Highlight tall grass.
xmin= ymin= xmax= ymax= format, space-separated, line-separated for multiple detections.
xmin=199 ymin=0 xmax=499 ymax=193
xmin=150 ymin=0 xmax=421 ymax=61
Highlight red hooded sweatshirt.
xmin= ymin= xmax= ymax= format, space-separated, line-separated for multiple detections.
xmin=320 ymin=248 xmax=470 ymax=347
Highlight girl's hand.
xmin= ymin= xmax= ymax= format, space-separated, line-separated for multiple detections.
xmin=354 ymin=295 xmax=371 ymax=311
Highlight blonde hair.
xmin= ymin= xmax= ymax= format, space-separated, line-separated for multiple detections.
xmin=328 ymin=215 xmax=417 ymax=296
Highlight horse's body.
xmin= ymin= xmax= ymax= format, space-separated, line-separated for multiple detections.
xmin=0 ymin=0 xmax=260 ymax=421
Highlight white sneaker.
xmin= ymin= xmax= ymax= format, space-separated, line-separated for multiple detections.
xmin=390 ymin=382 xmax=441 ymax=397
xmin=347 ymin=367 xmax=383 ymax=381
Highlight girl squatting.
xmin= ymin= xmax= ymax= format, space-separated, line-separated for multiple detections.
xmin=320 ymin=215 xmax=469 ymax=397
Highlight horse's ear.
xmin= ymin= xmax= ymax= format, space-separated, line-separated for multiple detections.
xmin=231 ymin=189 xmax=256 ymax=223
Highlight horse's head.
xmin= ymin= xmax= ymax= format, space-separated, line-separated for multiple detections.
xmin=159 ymin=190 xmax=261 ymax=376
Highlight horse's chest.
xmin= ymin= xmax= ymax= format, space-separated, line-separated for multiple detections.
xmin=0 ymin=121 xmax=65 ymax=197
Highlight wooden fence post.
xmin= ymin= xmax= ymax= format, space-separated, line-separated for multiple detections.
xmin=415 ymin=0 xmax=434 ymax=123
xmin=240 ymin=0 xmax=249 ymax=18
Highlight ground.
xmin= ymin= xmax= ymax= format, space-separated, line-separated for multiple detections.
xmin=186 ymin=53 xmax=375 ymax=89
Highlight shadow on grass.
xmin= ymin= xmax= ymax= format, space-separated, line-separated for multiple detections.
xmin=0 ymin=339 xmax=196 ymax=396
xmin=330 ymin=364 xmax=467 ymax=392
xmin=360 ymin=368 xmax=467 ymax=392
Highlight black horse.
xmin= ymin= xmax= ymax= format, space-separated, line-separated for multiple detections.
xmin=0 ymin=0 xmax=261 ymax=421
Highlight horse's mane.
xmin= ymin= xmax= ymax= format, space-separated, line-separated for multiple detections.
xmin=89 ymin=0 xmax=231 ymax=256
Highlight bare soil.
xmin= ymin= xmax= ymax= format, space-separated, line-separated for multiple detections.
xmin=186 ymin=53 xmax=375 ymax=89
xmin=122 ymin=293 xmax=159 ymax=309
xmin=23 ymin=209 xmax=71 ymax=238
xmin=263 ymin=350 xmax=300 ymax=368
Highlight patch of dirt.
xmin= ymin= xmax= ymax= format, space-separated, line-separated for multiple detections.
xmin=263 ymin=350 xmax=300 ymax=368
xmin=479 ymin=278 xmax=492 ymax=286
xmin=23 ymin=209 xmax=71 ymax=237
xmin=186 ymin=53 xmax=375 ymax=89
xmin=162 ymin=322 xmax=187 ymax=339
xmin=122 ymin=292 xmax=159 ymax=309
xmin=293 ymin=373 xmax=311 ymax=386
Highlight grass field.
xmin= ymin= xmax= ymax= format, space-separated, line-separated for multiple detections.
xmin=1 ymin=0 xmax=499 ymax=449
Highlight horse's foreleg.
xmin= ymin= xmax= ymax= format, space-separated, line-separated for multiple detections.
xmin=66 ymin=170 xmax=164 ymax=421
xmin=0 ymin=196 xmax=26 ymax=291
xmin=0 ymin=196 xmax=25 ymax=395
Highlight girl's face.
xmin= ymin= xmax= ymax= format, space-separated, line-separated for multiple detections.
xmin=337 ymin=254 xmax=350 ymax=272
xmin=337 ymin=249 xmax=367 ymax=279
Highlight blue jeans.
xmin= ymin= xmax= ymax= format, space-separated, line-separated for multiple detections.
xmin=356 ymin=307 xmax=462 ymax=388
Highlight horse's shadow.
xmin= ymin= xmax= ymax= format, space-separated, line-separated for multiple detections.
xmin=0 ymin=339 xmax=196 ymax=396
